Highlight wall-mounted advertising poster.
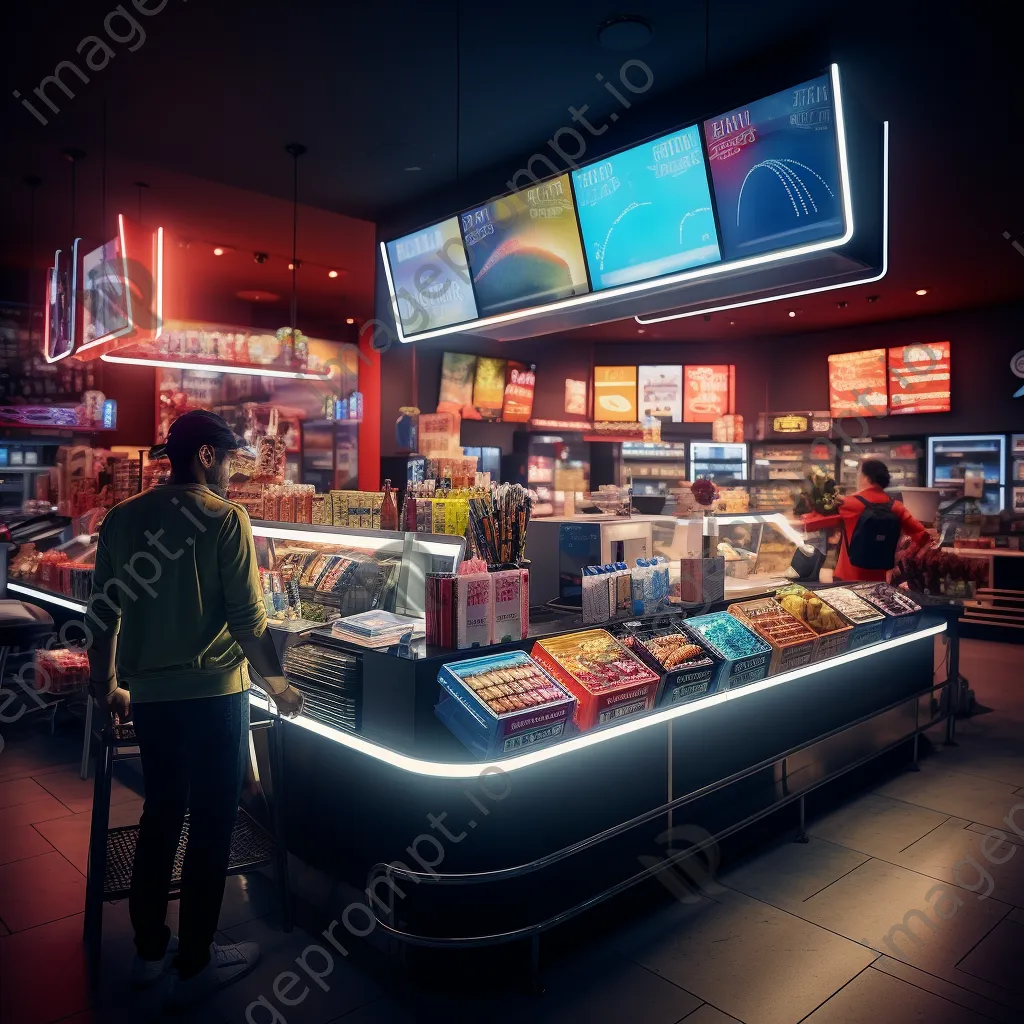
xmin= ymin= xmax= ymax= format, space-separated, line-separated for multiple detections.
xmin=565 ymin=378 xmax=588 ymax=416
xmin=593 ymin=366 xmax=638 ymax=422
xmin=888 ymin=341 xmax=951 ymax=415
xmin=828 ymin=349 xmax=887 ymax=418
xmin=683 ymin=365 xmax=734 ymax=423
xmin=638 ymin=365 xmax=683 ymax=422
xmin=502 ymin=362 xmax=536 ymax=422
xmin=472 ymin=356 xmax=508 ymax=421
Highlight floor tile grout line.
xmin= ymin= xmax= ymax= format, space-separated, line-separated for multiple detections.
xmin=872 ymin=958 xmax=1017 ymax=1023
xmin=799 ymin=855 xmax=874 ymax=903
xmin=896 ymin=814 xmax=957 ymax=854
xmin=792 ymin=960 xmax=877 ymax=1024
xmin=629 ymin=955 xmax=705 ymax=1005
xmin=873 ymin=955 xmax=1021 ymax=1013
xmin=0 ymin=907 xmax=85 ymax=937
xmin=951 ymin=902 xmax=1014 ymax=970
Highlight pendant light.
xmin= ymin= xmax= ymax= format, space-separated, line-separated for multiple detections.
xmin=284 ymin=142 xmax=306 ymax=359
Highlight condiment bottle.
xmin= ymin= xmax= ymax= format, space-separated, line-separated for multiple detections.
xmin=380 ymin=479 xmax=399 ymax=531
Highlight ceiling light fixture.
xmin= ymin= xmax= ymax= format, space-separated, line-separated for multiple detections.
xmin=345 ymin=318 xmax=356 ymax=325
xmin=867 ymin=295 xmax=879 ymax=303
xmin=597 ymin=14 xmax=654 ymax=50
xmin=213 ymin=247 xmax=225 ymax=256
xmin=404 ymin=166 xmax=422 ymax=172
xmin=328 ymin=270 xmax=339 ymax=279
xmin=837 ymin=300 xmax=848 ymax=309
xmin=788 ymin=310 xmax=797 ymax=318
xmin=253 ymin=252 xmax=268 ymax=264
xmin=915 ymin=288 xmax=928 ymax=296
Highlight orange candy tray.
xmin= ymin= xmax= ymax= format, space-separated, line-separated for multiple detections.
xmin=532 ymin=629 xmax=660 ymax=732
xmin=728 ymin=597 xmax=818 ymax=674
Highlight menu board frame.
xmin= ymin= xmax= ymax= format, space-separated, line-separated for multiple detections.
xmin=828 ymin=349 xmax=888 ymax=419
xmin=638 ymin=365 xmax=684 ymax=422
xmin=888 ymin=341 xmax=951 ymax=416
xmin=593 ymin=366 xmax=639 ymax=422
xmin=683 ymin=365 xmax=735 ymax=423
xmin=502 ymin=361 xmax=537 ymax=423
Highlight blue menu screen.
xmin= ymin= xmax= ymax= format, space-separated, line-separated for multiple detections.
xmin=704 ymin=73 xmax=844 ymax=261
xmin=572 ymin=126 xmax=721 ymax=290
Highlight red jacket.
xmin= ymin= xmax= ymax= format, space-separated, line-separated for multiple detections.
xmin=802 ymin=485 xmax=930 ymax=583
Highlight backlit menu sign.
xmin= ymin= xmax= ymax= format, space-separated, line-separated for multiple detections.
xmin=502 ymin=361 xmax=536 ymax=422
xmin=638 ymin=365 xmax=683 ymax=422
xmin=704 ymin=73 xmax=843 ymax=261
xmin=888 ymin=341 xmax=951 ymax=415
xmin=461 ymin=174 xmax=589 ymax=317
xmin=43 ymin=242 xmax=79 ymax=363
xmin=385 ymin=218 xmax=479 ymax=337
xmin=593 ymin=366 xmax=638 ymax=422
xmin=471 ymin=356 xmax=507 ymax=421
xmin=81 ymin=236 xmax=131 ymax=349
xmin=683 ymin=365 xmax=734 ymax=423
xmin=828 ymin=349 xmax=887 ymax=417
xmin=573 ymin=126 xmax=720 ymax=290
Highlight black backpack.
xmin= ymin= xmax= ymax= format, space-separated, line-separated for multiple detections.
xmin=845 ymin=496 xmax=901 ymax=570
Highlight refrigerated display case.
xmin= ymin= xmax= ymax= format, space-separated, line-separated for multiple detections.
xmin=618 ymin=441 xmax=688 ymax=496
xmin=927 ymin=435 xmax=1006 ymax=514
xmin=503 ymin=433 xmax=590 ymax=518
xmin=838 ymin=440 xmax=923 ymax=493
xmin=750 ymin=442 xmax=836 ymax=512
xmin=689 ymin=442 xmax=747 ymax=483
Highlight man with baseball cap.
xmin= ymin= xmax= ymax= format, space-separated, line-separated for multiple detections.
xmin=87 ymin=410 xmax=303 ymax=1005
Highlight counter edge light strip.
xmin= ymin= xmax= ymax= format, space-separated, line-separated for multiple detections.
xmin=250 ymin=620 xmax=947 ymax=779
xmin=635 ymin=118 xmax=889 ymax=325
xmin=380 ymin=63 xmax=854 ymax=344
xmin=100 ymin=354 xmax=336 ymax=381
xmin=7 ymin=581 xmax=88 ymax=614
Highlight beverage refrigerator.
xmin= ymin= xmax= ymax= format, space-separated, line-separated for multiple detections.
xmin=927 ymin=435 xmax=1006 ymax=514
xmin=838 ymin=440 xmax=924 ymax=492
xmin=689 ymin=442 xmax=747 ymax=483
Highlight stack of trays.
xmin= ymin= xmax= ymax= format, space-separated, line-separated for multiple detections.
xmin=815 ymin=587 xmax=887 ymax=650
xmin=532 ymin=629 xmax=660 ymax=731
xmin=775 ymin=584 xmax=854 ymax=660
xmin=436 ymin=651 xmax=577 ymax=759
xmin=283 ymin=641 xmax=360 ymax=732
xmin=685 ymin=613 xmax=772 ymax=689
xmin=850 ymin=583 xmax=923 ymax=638
xmin=729 ymin=597 xmax=818 ymax=673
xmin=614 ymin=621 xmax=722 ymax=707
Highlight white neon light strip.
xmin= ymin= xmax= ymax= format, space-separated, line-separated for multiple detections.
xmin=155 ymin=226 xmax=164 ymax=338
xmin=251 ymin=619 xmax=946 ymax=778
xmin=100 ymin=353 xmax=335 ymax=381
xmin=382 ymin=64 xmax=855 ymax=344
xmin=704 ymin=512 xmax=810 ymax=549
xmin=7 ymin=582 xmax=88 ymax=614
xmin=77 ymin=214 xmax=135 ymax=353
xmin=636 ymin=120 xmax=889 ymax=324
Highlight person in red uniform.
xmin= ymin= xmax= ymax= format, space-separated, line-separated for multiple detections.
xmin=802 ymin=459 xmax=932 ymax=583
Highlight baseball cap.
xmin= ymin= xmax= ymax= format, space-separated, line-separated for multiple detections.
xmin=150 ymin=410 xmax=255 ymax=461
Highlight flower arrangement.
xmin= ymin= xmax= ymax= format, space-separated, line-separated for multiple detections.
xmin=793 ymin=466 xmax=840 ymax=516
xmin=691 ymin=478 xmax=719 ymax=507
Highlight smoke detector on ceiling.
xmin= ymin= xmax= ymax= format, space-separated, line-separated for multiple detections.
xmin=597 ymin=15 xmax=654 ymax=50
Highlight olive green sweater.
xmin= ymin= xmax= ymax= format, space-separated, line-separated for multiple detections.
xmin=89 ymin=484 xmax=267 ymax=702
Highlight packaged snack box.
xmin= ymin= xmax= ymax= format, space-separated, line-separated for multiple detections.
xmin=685 ymin=612 xmax=772 ymax=688
xmin=729 ymin=597 xmax=818 ymax=673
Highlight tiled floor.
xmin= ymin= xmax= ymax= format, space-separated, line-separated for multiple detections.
xmin=0 ymin=636 xmax=1022 ymax=1023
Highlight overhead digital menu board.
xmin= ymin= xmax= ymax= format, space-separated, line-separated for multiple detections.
xmin=572 ymin=126 xmax=720 ymax=290
xmin=683 ymin=365 xmax=734 ymax=423
xmin=888 ymin=342 xmax=951 ymax=415
xmin=828 ymin=349 xmax=887 ymax=418
xmin=593 ymin=366 xmax=638 ymax=422
xmin=437 ymin=352 xmax=477 ymax=414
xmin=81 ymin=236 xmax=132 ymax=349
xmin=638 ymin=365 xmax=684 ymax=422
xmin=704 ymin=73 xmax=844 ymax=261
xmin=460 ymin=174 xmax=589 ymax=318
xmin=385 ymin=218 xmax=479 ymax=337
xmin=44 ymin=242 xmax=79 ymax=363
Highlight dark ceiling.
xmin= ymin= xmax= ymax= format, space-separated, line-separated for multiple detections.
xmin=2 ymin=0 xmax=1023 ymax=341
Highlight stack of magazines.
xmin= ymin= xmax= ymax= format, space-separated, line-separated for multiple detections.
xmin=330 ymin=610 xmax=424 ymax=649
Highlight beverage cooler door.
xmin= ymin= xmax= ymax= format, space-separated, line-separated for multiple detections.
xmin=689 ymin=442 xmax=747 ymax=483
xmin=928 ymin=435 xmax=1006 ymax=513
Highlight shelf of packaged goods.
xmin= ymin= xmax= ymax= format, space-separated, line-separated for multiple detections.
xmin=249 ymin=619 xmax=946 ymax=779
xmin=6 ymin=581 xmax=88 ymax=614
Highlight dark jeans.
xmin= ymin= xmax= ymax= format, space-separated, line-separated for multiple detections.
xmin=130 ymin=690 xmax=249 ymax=976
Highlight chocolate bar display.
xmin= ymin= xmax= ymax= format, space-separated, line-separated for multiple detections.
xmin=436 ymin=651 xmax=577 ymax=758
xmin=849 ymin=583 xmax=923 ymax=638
xmin=685 ymin=612 xmax=772 ymax=689
xmin=775 ymin=584 xmax=853 ymax=660
xmin=615 ymin=621 xmax=722 ymax=707
xmin=729 ymin=597 xmax=817 ymax=673
xmin=815 ymin=586 xmax=887 ymax=650
xmin=532 ymin=629 xmax=660 ymax=731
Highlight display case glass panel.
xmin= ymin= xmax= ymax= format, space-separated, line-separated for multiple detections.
xmin=927 ymin=435 xmax=1005 ymax=514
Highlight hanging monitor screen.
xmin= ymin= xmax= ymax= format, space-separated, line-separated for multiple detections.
xmin=828 ymin=349 xmax=888 ymax=418
xmin=888 ymin=342 xmax=951 ymax=415
xmin=460 ymin=174 xmax=590 ymax=318
xmin=384 ymin=217 xmax=479 ymax=337
xmin=44 ymin=242 xmax=79 ymax=363
xmin=81 ymin=236 xmax=132 ymax=349
xmin=704 ymin=73 xmax=844 ymax=261
xmin=573 ymin=125 xmax=720 ymax=290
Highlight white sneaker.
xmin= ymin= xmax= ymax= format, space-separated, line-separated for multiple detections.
xmin=166 ymin=941 xmax=261 ymax=1008
xmin=131 ymin=933 xmax=179 ymax=989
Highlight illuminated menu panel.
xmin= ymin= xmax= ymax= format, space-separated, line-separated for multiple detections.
xmin=573 ymin=126 xmax=720 ymax=290
xmin=828 ymin=349 xmax=887 ymax=418
xmin=705 ymin=73 xmax=844 ymax=261
xmin=472 ymin=357 xmax=507 ymax=421
xmin=460 ymin=174 xmax=590 ymax=317
xmin=683 ymin=365 xmax=734 ymax=423
xmin=593 ymin=366 xmax=638 ymax=421
xmin=638 ymin=365 xmax=684 ymax=422
xmin=503 ymin=361 xmax=536 ymax=423
xmin=888 ymin=342 xmax=951 ymax=415
xmin=385 ymin=218 xmax=479 ymax=336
